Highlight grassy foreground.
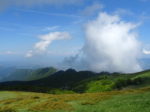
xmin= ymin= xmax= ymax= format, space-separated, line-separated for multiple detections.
xmin=0 ymin=87 xmax=150 ymax=112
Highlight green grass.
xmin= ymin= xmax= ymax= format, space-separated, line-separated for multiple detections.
xmin=72 ymin=91 xmax=150 ymax=112
xmin=0 ymin=87 xmax=150 ymax=112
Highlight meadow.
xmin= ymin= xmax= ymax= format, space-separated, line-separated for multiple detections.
xmin=0 ymin=86 xmax=150 ymax=112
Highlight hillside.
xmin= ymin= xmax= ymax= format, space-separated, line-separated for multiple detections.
xmin=26 ymin=67 xmax=57 ymax=81
xmin=0 ymin=69 xmax=150 ymax=94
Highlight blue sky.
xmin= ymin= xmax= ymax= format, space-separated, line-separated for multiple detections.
xmin=0 ymin=0 xmax=150 ymax=69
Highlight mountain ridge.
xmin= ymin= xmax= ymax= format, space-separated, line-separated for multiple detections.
xmin=0 ymin=68 xmax=150 ymax=94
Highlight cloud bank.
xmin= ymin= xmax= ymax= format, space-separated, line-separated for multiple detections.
xmin=64 ymin=12 xmax=142 ymax=73
xmin=26 ymin=32 xmax=71 ymax=58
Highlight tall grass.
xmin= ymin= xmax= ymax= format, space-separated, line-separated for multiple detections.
xmin=0 ymin=87 xmax=150 ymax=112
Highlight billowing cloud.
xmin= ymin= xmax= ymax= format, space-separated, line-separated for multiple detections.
xmin=26 ymin=32 xmax=71 ymax=58
xmin=0 ymin=0 xmax=82 ymax=10
xmin=143 ymin=49 xmax=150 ymax=55
xmin=64 ymin=12 xmax=142 ymax=73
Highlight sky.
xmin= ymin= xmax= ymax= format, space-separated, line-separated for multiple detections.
xmin=0 ymin=0 xmax=150 ymax=72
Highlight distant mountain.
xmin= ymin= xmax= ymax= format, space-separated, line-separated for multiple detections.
xmin=2 ymin=69 xmax=33 ymax=81
xmin=0 ymin=67 xmax=57 ymax=82
xmin=26 ymin=67 xmax=57 ymax=81
xmin=0 ymin=66 xmax=16 ymax=81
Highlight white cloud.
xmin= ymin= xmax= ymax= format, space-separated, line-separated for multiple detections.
xmin=64 ymin=12 xmax=142 ymax=73
xmin=143 ymin=49 xmax=150 ymax=55
xmin=35 ymin=32 xmax=71 ymax=51
xmin=26 ymin=32 xmax=71 ymax=58
xmin=81 ymin=2 xmax=103 ymax=16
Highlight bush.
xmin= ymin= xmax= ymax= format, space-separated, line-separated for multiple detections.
xmin=114 ymin=77 xmax=144 ymax=89
xmin=114 ymin=78 xmax=132 ymax=89
xmin=132 ymin=77 xmax=143 ymax=85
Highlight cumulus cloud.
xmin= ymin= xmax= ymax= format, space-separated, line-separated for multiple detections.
xmin=143 ymin=49 xmax=150 ymax=55
xmin=26 ymin=32 xmax=71 ymax=58
xmin=64 ymin=12 xmax=142 ymax=73
xmin=0 ymin=0 xmax=82 ymax=10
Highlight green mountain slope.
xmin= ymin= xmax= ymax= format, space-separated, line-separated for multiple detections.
xmin=26 ymin=67 xmax=57 ymax=81
xmin=74 ymin=70 xmax=150 ymax=93
xmin=0 ymin=69 xmax=150 ymax=94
